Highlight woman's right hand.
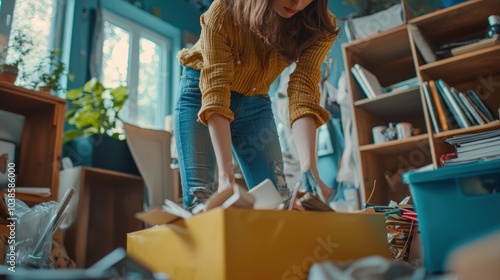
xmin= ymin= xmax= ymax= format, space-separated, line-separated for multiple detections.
xmin=217 ymin=172 xmax=235 ymax=193
xmin=207 ymin=113 xmax=236 ymax=193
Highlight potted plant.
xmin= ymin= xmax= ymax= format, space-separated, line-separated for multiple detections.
xmin=64 ymin=77 xmax=128 ymax=141
xmin=30 ymin=48 xmax=75 ymax=93
xmin=62 ymin=77 xmax=140 ymax=175
xmin=0 ymin=30 xmax=34 ymax=83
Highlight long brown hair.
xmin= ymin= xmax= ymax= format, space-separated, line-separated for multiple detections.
xmin=231 ymin=0 xmax=339 ymax=61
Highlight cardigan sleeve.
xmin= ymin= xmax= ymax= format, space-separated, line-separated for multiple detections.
xmin=197 ymin=0 xmax=235 ymax=125
xmin=287 ymin=14 xmax=337 ymax=128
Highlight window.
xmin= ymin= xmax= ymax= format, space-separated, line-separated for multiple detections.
xmin=100 ymin=10 xmax=170 ymax=130
xmin=1 ymin=0 xmax=62 ymax=89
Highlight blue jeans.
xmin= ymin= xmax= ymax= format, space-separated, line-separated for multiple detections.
xmin=174 ymin=67 xmax=288 ymax=208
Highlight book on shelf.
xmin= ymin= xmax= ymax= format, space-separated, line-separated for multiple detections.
xmin=443 ymin=129 xmax=500 ymax=166
xmin=443 ymin=153 xmax=500 ymax=166
xmin=456 ymin=139 xmax=500 ymax=153
xmin=385 ymin=77 xmax=420 ymax=93
xmin=457 ymin=136 xmax=500 ymax=148
xmin=422 ymin=81 xmax=441 ymax=133
xmin=435 ymin=35 xmax=485 ymax=58
xmin=428 ymin=80 xmax=449 ymax=131
xmin=446 ymin=129 xmax=500 ymax=145
xmin=457 ymin=92 xmax=485 ymax=125
xmin=408 ymin=24 xmax=438 ymax=64
xmin=450 ymin=87 xmax=478 ymax=126
xmin=351 ymin=64 xmax=419 ymax=99
xmin=451 ymin=34 xmax=499 ymax=56
xmin=435 ymin=79 xmax=470 ymax=129
xmin=351 ymin=64 xmax=384 ymax=98
xmin=466 ymin=90 xmax=496 ymax=122
xmin=351 ymin=65 xmax=375 ymax=99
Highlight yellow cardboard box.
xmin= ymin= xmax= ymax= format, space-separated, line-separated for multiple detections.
xmin=127 ymin=207 xmax=388 ymax=280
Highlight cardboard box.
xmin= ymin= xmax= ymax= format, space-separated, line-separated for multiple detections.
xmin=127 ymin=207 xmax=389 ymax=280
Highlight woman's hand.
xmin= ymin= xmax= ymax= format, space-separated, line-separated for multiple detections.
xmin=292 ymin=115 xmax=333 ymax=202
xmin=207 ymin=113 xmax=235 ymax=193
xmin=217 ymin=173 xmax=235 ymax=193
xmin=301 ymin=169 xmax=333 ymax=203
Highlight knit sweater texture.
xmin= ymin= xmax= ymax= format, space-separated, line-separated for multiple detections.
xmin=177 ymin=0 xmax=337 ymax=127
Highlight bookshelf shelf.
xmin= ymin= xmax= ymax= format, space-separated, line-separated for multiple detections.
xmin=419 ymin=45 xmax=500 ymax=84
xmin=433 ymin=121 xmax=500 ymax=139
xmin=419 ymin=44 xmax=500 ymax=72
xmin=354 ymin=87 xmax=421 ymax=119
xmin=342 ymin=0 xmax=500 ymax=205
xmin=342 ymin=25 xmax=409 ymax=51
xmin=359 ymin=134 xmax=429 ymax=155
xmin=0 ymin=82 xmax=65 ymax=205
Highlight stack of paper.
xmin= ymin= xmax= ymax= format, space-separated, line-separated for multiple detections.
xmin=365 ymin=196 xmax=418 ymax=262
xmin=386 ymin=201 xmax=418 ymax=262
xmin=451 ymin=34 xmax=499 ymax=56
xmin=443 ymin=129 xmax=500 ymax=166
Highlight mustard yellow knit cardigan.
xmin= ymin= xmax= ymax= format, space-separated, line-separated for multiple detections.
xmin=177 ymin=0 xmax=337 ymax=127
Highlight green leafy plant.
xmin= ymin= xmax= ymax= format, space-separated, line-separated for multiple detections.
xmin=0 ymin=30 xmax=34 ymax=77
xmin=64 ymin=77 xmax=128 ymax=143
xmin=30 ymin=48 xmax=75 ymax=92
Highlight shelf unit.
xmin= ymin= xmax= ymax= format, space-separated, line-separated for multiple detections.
xmin=60 ymin=166 xmax=144 ymax=268
xmin=342 ymin=0 xmax=500 ymax=205
xmin=0 ymin=82 xmax=66 ymax=204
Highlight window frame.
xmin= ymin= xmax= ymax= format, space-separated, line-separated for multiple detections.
xmin=101 ymin=9 xmax=171 ymax=129
xmin=99 ymin=0 xmax=182 ymax=128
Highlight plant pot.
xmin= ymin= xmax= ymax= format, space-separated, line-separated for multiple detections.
xmin=0 ymin=73 xmax=17 ymax=83
xmin=62 ymin=134 xmax=140 ymax=175
xmin=39 ymin=86 xmax=51 ymax=94
xmin=0 ymin=64 xmax=19 ymax=83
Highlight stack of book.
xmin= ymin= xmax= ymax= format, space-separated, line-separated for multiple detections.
xmin=351 ymin=63 xmax=419 ymax=99
xmin=435 ymin=34 xmax=500 ymax=58
xmin=442 ymin=129 xmax=500 ymax=166
xmin=422 ymin=79 xmax=497 ymax=134
xmin=409 ymin=23 xmax=499 ymax=64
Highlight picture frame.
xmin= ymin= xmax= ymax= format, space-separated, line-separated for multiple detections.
xmin=0 ymin=139 xmax=16 ymax=187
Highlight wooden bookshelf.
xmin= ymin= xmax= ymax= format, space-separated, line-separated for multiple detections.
xmin=342 ymin=0 xmax=500 ymax=205
xmin=0 ymin=82 xmax=66 ymax=205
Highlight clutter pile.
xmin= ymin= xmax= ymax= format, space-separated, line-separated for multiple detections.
xmin=358 ymin=196 xmax=421 ymax=267
xmin=0 ymin=189 xmax=76 ymax=270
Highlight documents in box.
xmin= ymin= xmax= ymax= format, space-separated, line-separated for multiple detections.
xmin=127 ymin=207 xmax=389 ymax=280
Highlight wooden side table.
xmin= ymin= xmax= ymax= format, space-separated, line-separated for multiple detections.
xmin=59 ymin=166 xmax=144 ymax=268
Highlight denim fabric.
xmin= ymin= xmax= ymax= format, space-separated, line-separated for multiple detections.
xmin=174 ymin=67 xmax=288 ymax=209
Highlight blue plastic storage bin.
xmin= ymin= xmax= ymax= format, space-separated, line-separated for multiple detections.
xmin=402 ymin=159 xmax=500 ymax=273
